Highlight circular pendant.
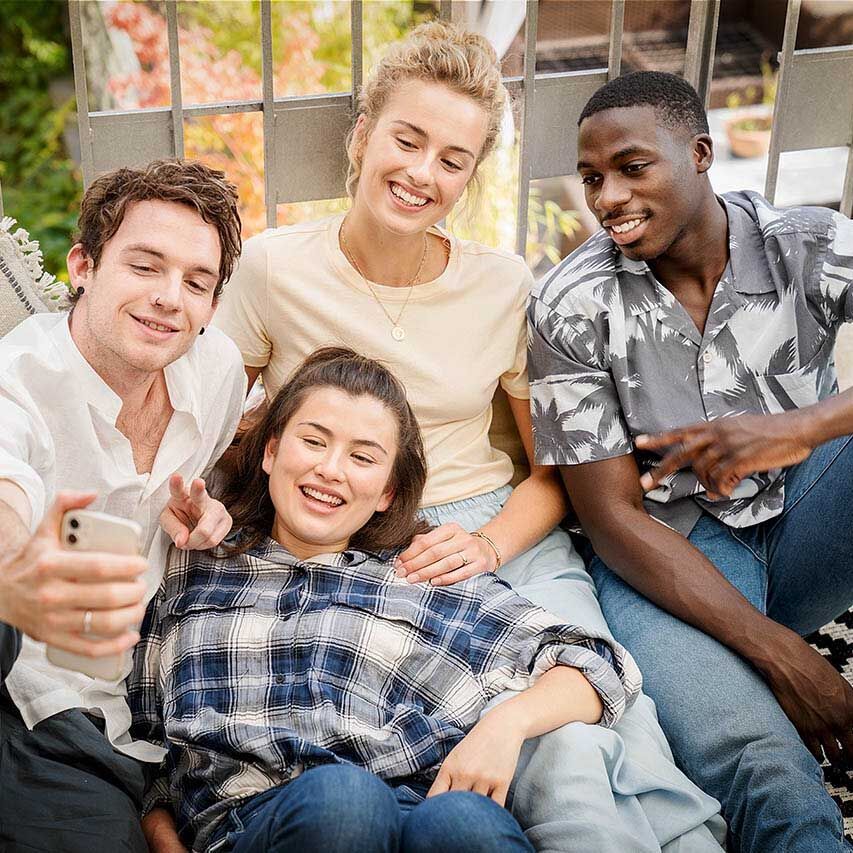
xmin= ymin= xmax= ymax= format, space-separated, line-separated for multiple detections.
xmin=391 ymin=326 xmax=405 ymax=341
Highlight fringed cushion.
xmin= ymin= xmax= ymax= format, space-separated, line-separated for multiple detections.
xmin=0 ymin=216 xmax=68 ymax=337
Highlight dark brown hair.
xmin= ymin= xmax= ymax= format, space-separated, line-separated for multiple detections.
xmin=73 ymin=159 xmax=241 ymax=300
xmin=219 ymin=347 xmax=430 ymax=556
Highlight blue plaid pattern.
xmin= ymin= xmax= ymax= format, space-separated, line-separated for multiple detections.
xmin=128 ymin=535 xmax=641 ymax=849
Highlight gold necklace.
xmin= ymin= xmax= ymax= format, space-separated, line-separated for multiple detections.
xmin=340 ymin=222 xmax=428 ymax=342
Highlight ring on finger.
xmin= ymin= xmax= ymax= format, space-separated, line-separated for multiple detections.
xmin=82 ymin=610 xmax=93 ymax=635
xmin=457 ymin=552 xmax=470 ymax=567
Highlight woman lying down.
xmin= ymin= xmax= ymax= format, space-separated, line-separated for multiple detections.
xmin=128 ymin=347 xmax=642 ymax=853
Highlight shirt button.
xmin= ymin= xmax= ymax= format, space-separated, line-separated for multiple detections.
xmin=702 ymin=351 xmax=713 ymax=364
xmin=275 ymin=675 xmax=285 ymax=684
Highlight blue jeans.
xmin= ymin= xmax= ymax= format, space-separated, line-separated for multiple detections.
xmin=423 ymin=488 xmax=725 ymax=852
xmin=208 ymin=764 xmax=534 ymax=853
xmin=590 ymin=434 xmax=853 ymax=853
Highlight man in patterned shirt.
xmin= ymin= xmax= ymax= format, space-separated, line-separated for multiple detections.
xmin=528 ymin=71 xmax=853 ymax=853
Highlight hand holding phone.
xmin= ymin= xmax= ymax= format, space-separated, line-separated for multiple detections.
xmin=0 ymin=491 xmax=146 ymax=678
xmin=45 ymin=508 xmax=146 ymax=681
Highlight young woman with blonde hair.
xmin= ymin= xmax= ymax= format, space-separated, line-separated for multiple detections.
xmin=215 ymin=21 xmax=725 ymax=852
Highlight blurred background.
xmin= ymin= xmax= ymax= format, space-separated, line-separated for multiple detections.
xmin=2 ymin=0 xmax=852 ymax=283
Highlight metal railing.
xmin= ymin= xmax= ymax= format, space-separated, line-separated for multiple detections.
xmin=59 ymin=0 xmax=853 ymax=256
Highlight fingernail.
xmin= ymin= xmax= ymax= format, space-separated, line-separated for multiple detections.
xmin=407 ymin=575 xmax=419 ymax=584
xmin=640 ymin=474 xmax=652 ymax=489
xmin=395 ymin=568 xmax=406 ymax=578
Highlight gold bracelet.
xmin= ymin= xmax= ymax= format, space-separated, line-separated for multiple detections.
xmin=472 ymin=531 xmax=502 ymax=571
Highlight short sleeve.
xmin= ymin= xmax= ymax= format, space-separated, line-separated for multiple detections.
xmin=814 ymin=212 xmax=853 ymax=326
xmin=527 ymin=295 xmax=632 ymax=466
xmin=0 ymin=391 xmax=51 ymax=529
xmin=214 ymin=233 xmax=273 ymax=368
xmin=498 ymin=264 xmax=534 ymax=400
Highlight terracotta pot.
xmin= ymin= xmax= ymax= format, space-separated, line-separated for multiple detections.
xmin=725 ymin=114 xmax=772 ymax=159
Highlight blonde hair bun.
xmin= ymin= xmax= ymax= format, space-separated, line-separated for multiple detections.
xmin=346 ymin=20 xmax=507 ymax=197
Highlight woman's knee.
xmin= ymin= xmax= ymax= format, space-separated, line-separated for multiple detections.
xmin=402 ymin=791 xmax=533 ymax=853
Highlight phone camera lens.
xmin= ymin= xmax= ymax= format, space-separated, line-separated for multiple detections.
xmin=69 ymin=518 xmax=79 ymax=529
xmin=67 ymin=534 xmax=78 ymax=544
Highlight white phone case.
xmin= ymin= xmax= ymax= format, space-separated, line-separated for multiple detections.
xmin=46 ymin=510 xmax=143 ymax=682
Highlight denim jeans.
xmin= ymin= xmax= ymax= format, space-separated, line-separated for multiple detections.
xmin=590 ymin=434 xmax=853 ymax=853
xmin=423 ymin=489 xmax=726 ymax=852
xmin=208 ymin=764 xmax=533 ymax=853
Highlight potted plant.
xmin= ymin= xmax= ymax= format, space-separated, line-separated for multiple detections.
xmin=725 ymin=60 xmax=777 ymax=159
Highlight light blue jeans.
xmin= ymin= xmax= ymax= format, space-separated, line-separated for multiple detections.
xmin=209 ymin=764 xmax=533 ymax=852
xmin=423 ymin=488 xmax=726 ymax=853
xmin=589 ymin=434 xmax=853 ymax=853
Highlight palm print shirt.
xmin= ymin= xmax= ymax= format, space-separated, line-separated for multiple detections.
xmin=528 ymin=191 xmax=853 ymax=535
xmin=128 ymin=535 xmax=640 ymax=850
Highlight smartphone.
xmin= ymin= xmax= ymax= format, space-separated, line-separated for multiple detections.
xmin=46 ymin=509 xmax=144 ymax=682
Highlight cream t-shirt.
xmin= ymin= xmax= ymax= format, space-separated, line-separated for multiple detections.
xmin=214 ymin=214 xmax=532 ymax=507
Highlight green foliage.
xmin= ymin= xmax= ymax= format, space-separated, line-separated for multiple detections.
xmin=0 ymin=0 xmax=80 ymax=281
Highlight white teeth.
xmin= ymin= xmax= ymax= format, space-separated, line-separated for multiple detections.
xmin=391 ymin=183 xmax=428 ymax=207
xmin=302 ymin=486 xmax=343 ymax=506
xmin=140 ymin=319 xmax=173 ymax=332
xmin=612 ymin=219 xmax=643 ymax=234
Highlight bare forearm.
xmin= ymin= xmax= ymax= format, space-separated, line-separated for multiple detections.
xmin=585 ymin=502 xmax=786 ymax=671
xmin=479 ymin=469 xmax=567 ymax=565
xmin=142 ymin=807 xmax=186 ymax=853
xmin=803 ymin=386 xmax=853 ymax=445
xmin=483 ymin=665 xmax=603 ymax=737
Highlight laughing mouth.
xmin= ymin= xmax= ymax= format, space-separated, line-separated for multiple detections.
xmin=301 ymin=486 xmax=345 ymax=507
xmin=390 ymin=182 xmax=430 ymax=208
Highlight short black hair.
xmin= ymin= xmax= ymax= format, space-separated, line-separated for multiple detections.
xmin=579 ymin=71 xmax=709 ymax=136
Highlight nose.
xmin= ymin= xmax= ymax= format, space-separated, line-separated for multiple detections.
xmin=150 ymin=272 xmax=183 ymax=311
xmin=313 ymin=449 xmax=345 ymax=483
xmin=593 ymin=174 xmax=631 ymax=215
xmin=405 ymin=153 xmax=433 ymax=187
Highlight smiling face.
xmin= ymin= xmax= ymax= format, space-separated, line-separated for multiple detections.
xmin=262 ymin=387 xmax=398 ymax=559
xmin=577 ymin=105 xmax=713 ymax=262
xmin=350 ymin=78 xmax=490 ymax=236
xmin=68 ymin=199 xmax=220 ymax=380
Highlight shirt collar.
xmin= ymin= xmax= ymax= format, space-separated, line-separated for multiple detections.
xmin=54 ymin=311 xmax=204 ymax=426
xmin=617 ymin=194 xmax=775 ymax=321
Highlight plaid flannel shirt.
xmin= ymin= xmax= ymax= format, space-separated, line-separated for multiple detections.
xmin=129 ymin=535 xmax=641 ymax=850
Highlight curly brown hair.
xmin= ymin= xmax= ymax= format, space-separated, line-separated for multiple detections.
xmin=73 ymin=159 xmax=241 ymax=300
xmin=219 ymin=347 xmax=431 ymax=557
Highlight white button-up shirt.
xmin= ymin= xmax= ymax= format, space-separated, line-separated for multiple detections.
xmin=0 ymin=312 xmax=246 ymax=760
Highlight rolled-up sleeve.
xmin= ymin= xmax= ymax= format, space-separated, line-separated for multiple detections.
xmin=527 ymin=294 xmax=632 ymax=467
xmin=468 ymin=574 xmax=642 ymax=727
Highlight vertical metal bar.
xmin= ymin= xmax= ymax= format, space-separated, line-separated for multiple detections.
xmin=260 ymin=0 xmax=276 ymax=228
xmin=351 ymin=0 xmax=363 ymax=108
xmin=439 ymin=1 xmax=453 ymax=22
xmin=765 ymin=0 xmax=801 ymax=204
xmin=68 ymin=0 xmax=95 ymax=186
xmin=515 ymin=0 xmax=538 ymax=257
xmin=0 ymin=177 xmax=4 ymax=219
xmin=608 ymin=0 xmax=625 ymax=80
xmin=840 ymin=146 xmax=853 ymax=218
xmin=684 ymin=0 xmax=720 ymax=107
xmin=165 ymin=0 xmax=185 ymax=158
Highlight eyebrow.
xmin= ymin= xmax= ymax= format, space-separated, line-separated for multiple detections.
xmin=298 ymin=421 xmax=389 ymax=456
xmin=121 ymin=244 xmax=218 ymax=279
xmin=577 ymin=145 xmax=652 ymax=171
xmin=391 ymin=120 xmax=476 ymax=159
